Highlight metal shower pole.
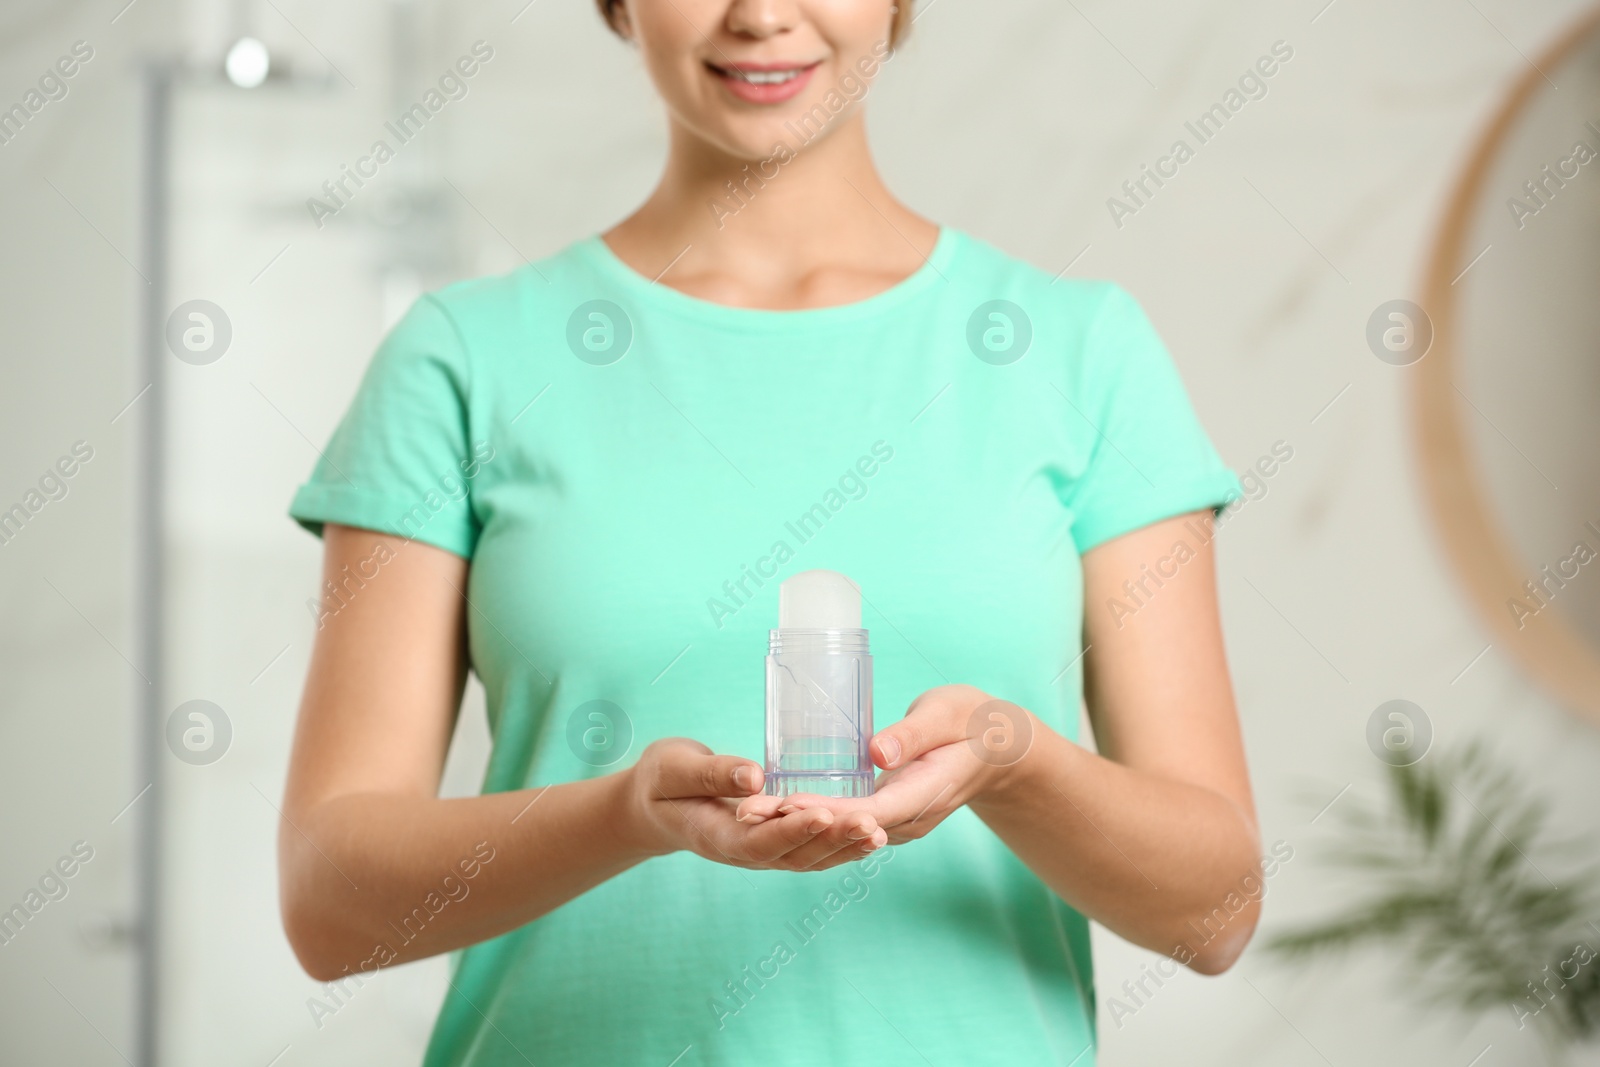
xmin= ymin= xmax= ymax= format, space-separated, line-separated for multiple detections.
xmin=134 ymin=58 xmax=172 ymax=1067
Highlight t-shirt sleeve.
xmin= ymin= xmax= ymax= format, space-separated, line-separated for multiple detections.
xmin=1061 ymin=284 xmax=1241 ymax=554
xmin=288 ymin=294 xmax=481 ymax=559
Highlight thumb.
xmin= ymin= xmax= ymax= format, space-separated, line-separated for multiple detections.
xmin=870 ymin=688 xmax=978 ymax=769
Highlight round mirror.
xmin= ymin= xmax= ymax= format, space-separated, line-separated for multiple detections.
xmin=1418 ymin=4 xmax=1600 ymax=722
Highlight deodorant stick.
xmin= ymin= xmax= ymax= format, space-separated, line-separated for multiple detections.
xmin=764 ymin=569 xmax=875 ymax=798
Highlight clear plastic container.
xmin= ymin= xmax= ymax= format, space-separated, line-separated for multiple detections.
xmin=764 ymin=628 xmax=875 ymax=797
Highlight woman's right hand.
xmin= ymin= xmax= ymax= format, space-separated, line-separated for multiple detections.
xmin=619 ymin=738 xmax=887 ymax=872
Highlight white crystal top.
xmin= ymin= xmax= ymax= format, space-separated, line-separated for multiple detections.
xmin=778 ymin=569 xmax=862 ymax=630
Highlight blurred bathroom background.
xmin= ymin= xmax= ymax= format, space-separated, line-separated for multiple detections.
xmin=3 ymin=0 xmax=1600 ymax=1063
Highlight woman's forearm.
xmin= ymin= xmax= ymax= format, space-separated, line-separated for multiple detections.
xmin=279 ymin=773 xmax=642 ymax=981
xmin=970 ymin=727 xmax=1262 ymax=973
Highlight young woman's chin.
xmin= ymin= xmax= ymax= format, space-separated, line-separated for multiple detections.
xmin=685 ymin=115 xmax=838 ymax=165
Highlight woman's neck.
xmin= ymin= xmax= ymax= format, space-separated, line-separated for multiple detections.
xmin=602 ymin=113 xmax=940 ymax=310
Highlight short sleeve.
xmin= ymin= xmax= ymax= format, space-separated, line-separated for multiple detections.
xmin=288 ymin=294 xmax=480 ymax=559
xmin=1061 ymin=285 xmax=1241 ymax=554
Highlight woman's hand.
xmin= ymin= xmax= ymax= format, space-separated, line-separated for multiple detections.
xmin=735 ymin=684 xmax=1030 ymax=844
xmin=620 ymin=738 xmax=888 ymax=871
xmin=724 ymin=515 xmax=1260 ymax=975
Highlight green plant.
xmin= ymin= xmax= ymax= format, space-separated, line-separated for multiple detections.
xmin=1268 ymin=742 xmax=1600 ymax=1049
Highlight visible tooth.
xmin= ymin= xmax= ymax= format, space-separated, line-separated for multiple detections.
xmin=737 ymin=69 xmax=799 ymax=84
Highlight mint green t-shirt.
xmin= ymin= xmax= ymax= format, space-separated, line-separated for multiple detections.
xmin=289 ymin=228 xmax=1240 ymax=1067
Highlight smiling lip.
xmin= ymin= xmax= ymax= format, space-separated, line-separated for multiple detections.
xmin=705 ymin=59 xmax=821 ymax=105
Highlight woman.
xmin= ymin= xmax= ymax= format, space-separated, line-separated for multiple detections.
xmin=280 ymin=1 xmax=1261 ymax=1063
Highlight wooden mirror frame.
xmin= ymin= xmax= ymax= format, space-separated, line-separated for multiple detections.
xmin=1416 ymin=3 xmax=1600 ymax=723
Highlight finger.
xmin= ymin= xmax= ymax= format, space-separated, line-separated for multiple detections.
xmin=873 ymin=692 xmax=1024 ymax=770
xmin=739 ymin=790 xmax=857 ymax=825
xmin=655 ymin=746 xmax=764 ymax=800
xmin=871 ymin=701 xmax=967 ymax=769
xmin=734 ymin=793 xmax=788 ymax=824
xmin=774 ymin=811 xmax=886 ymax=870
xmin=869 ymin=691 xmax=962 ymax=770
xmin=777 ymin=826 xmax=876 ymax=871
xmin=793 ymin=835 xmax=890 ymax=872
xmin=759 ymin=774 xmax=949 ymax=835
xmin=738 ymin=807 xmax=836 ymax=862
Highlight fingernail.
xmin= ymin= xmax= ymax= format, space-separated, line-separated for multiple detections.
xmin=859 ymin=840 xmax=879 ymax=852
xmin=733 ymin=766 xmax=754 ymax=791
xmin=808 ymin=816 xmax=830 ymax=834
xmin=847 ymin=824 xmax=876 ymax=841
xmin=878 ymin=736 xmax=901 ymax=766
xmin=777 ymin=804 xmax=798 ymax=815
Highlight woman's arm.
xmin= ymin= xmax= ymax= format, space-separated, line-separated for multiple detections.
xmin=742 ymin=511 xmax=1261 ymax=974
xmin=972 ymin=510 xmax=1260 ymax=973
xmin=278 ymin=524 xmax=886 ymax=982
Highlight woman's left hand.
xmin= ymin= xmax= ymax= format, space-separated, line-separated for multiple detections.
xmin=735 ymin=684 xmax=1040 ymax=844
